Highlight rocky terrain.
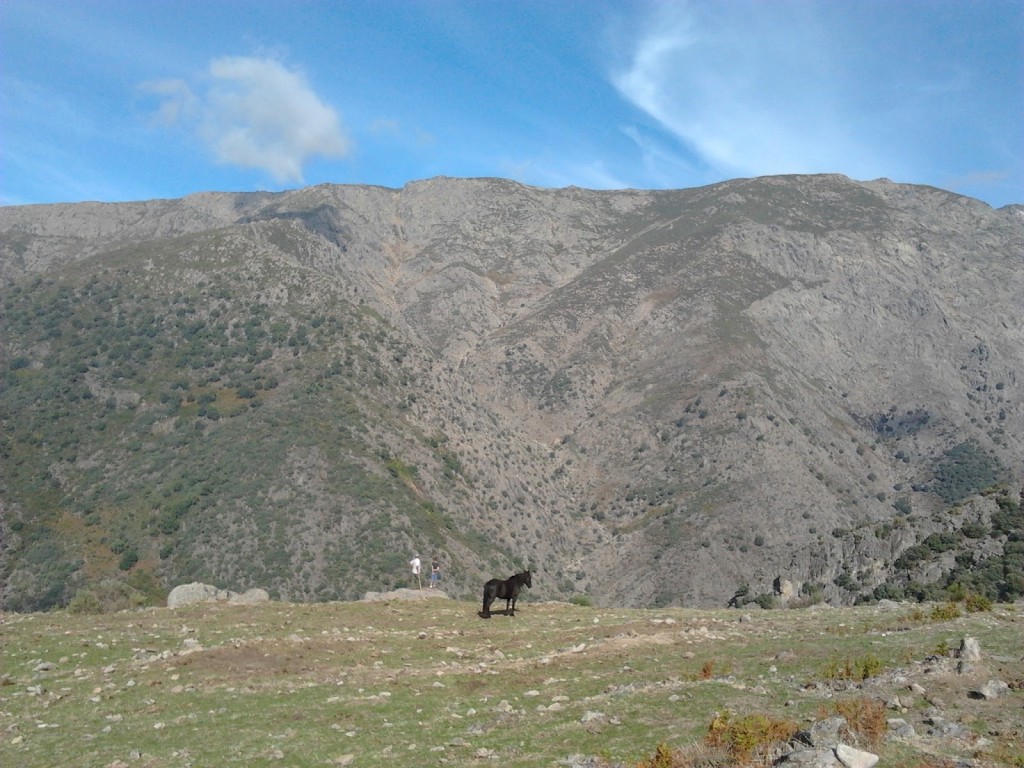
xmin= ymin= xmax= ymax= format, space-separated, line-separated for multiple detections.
xmin=1 ymin=174 xmax=1023 ymax=610
xmin=1 ymin=597 xmax=1021 ymax=767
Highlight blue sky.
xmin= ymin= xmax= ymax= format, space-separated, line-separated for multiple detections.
xmin=3 ymin=1 xmax=1022 ymax=208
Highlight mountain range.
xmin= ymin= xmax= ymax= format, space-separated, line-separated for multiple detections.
xmin=2 ymin=173 xmax=1022 ymax=612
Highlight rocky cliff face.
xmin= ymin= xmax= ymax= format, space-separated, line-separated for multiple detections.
xmin=2 ymin=174 xmax=1022 ymax=609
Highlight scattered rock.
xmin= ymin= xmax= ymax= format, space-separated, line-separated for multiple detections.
xmin=958 ymin=637 xmax=982 ymax=662
xmin=777 ymin=747 xmax=839 ymax=766
xmin=924 ymin=716 xmax=969 ymax=739
xmin=886 ymin=718 xmax=916 ymax=739
xmin=795 ymin=716 xmax=846 ymax=748
xmin=834 ymin=743 xmax=879 ymax=768
xmin=970 ymin=679 xmax=1010 ymax=700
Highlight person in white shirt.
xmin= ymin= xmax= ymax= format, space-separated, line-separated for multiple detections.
xmin=409 ymin=555 xmax=422 ymax=589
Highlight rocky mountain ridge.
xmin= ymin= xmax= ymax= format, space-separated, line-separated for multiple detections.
xmin=1 ymin=174 xmax=1022 ymax=610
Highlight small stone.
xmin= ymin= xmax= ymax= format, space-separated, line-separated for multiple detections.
xmin=886 ymin=718 xmax=916 ymax=739
xmin=777 ymin=747 xmax=838 ymax=766
xmin=835 ymin=743 xmax=879 ymax=768
xmin=34 ymin=662 xmax=57 ymax=672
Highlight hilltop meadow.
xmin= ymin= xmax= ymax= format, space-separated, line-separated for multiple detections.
xmin=1 ymin=594 xmax=1022 ymax=767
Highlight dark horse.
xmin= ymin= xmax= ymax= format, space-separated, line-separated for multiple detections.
xmin=481 ymin=570 xmax=532 ymax=618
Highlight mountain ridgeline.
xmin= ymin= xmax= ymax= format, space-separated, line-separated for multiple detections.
xmin=2 ymin=174 xmax=1023 ymax=612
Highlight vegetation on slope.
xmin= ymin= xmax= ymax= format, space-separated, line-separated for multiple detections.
xmin=0 ymin=231 xmax=488 ymax=610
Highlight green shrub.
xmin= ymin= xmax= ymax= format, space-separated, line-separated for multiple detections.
xmin=823 ymin=654 xmax=883 ymax=681
xmin=929 ymin=602 xmax=961 ymax=621
xmin=963 ymin=592 xmax=993 ymax=612
xmin=923 ymin=532 xmax=958 ymax=553
xmin=931 ymin=442 xmax=1004 ymax=503
xmin=705 ymin=711 xmax=798 ymax=764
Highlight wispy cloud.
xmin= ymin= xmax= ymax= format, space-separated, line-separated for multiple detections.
xmin=610 ymin=4 xmax=879 ymax=182
xmin=143 ymin=56 xmax=351 ymax=183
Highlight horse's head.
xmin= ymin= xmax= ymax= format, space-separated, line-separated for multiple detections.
xmin=523 ymin=570 xmax=532 ymax=589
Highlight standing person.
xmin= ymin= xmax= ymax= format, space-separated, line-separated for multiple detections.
xmin=430 ymin=557 xmax=441 ymax=589
xmin=409 ymin=555 xmax=422 ymax=589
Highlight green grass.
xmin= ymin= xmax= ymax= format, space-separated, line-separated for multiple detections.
xmin=2 ymin=599 xmax=1022 ymax=767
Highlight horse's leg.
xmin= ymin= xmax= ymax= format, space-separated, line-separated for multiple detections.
xmin=509 ymin=595 xmax=516 ymax=616
xmin=482 ymin=587 xmax=492 ymax=618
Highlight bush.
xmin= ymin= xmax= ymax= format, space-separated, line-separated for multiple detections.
xmin=118 ymin=549 xmax=139 ymax=571
xmin=872 ymin=583 xmax=905 ymax=601
xmin=828 ymin=698 xmax=887 ymax=747
xmin=929 ymin=602 xmax=961 ymax=621
xmin=705 ymin=711 xmax=798 ymax=764
xmin=923 ymin=532 xmax=958 ymax=553
xmin=823 ymin=655 xmax=883 ymax=681
xmin=66 ymin=578 xmax=151 ymax=613
xmin=569 ymin=595 xmax=593 ymax=607
xmin=963 ymin=592 xmax=993 ymax=612
xmin=894 ymin=544 xmax=932 ymax=571
xmin=960 ymin=521 xmax=987 ymax=538
xmin=931 ymin=442 xmax=1004 ymax=503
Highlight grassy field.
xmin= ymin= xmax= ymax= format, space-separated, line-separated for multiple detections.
xmin=1 ymin=595 xmax=1021 ymax=767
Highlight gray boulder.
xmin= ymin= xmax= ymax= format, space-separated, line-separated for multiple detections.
xmin=167 ymin=582 xmax=221 ymax=608
xmin=970 ymin=679 xmax=1010 ymax=700
xmin=167 ymin=582 xmax=271 ymax=608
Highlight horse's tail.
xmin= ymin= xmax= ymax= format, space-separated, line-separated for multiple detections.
xmin=482 ymin=580 xmax=494 ymax=615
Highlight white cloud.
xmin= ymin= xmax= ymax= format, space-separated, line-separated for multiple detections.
xmin=145 ymin=56 xmax=350 ymax=183
xmin=610 ymin=4 xmax=880 ymax=182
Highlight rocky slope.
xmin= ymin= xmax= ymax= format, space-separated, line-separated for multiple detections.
xmin=1 ymin=174 xmax=1022 ymax=610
